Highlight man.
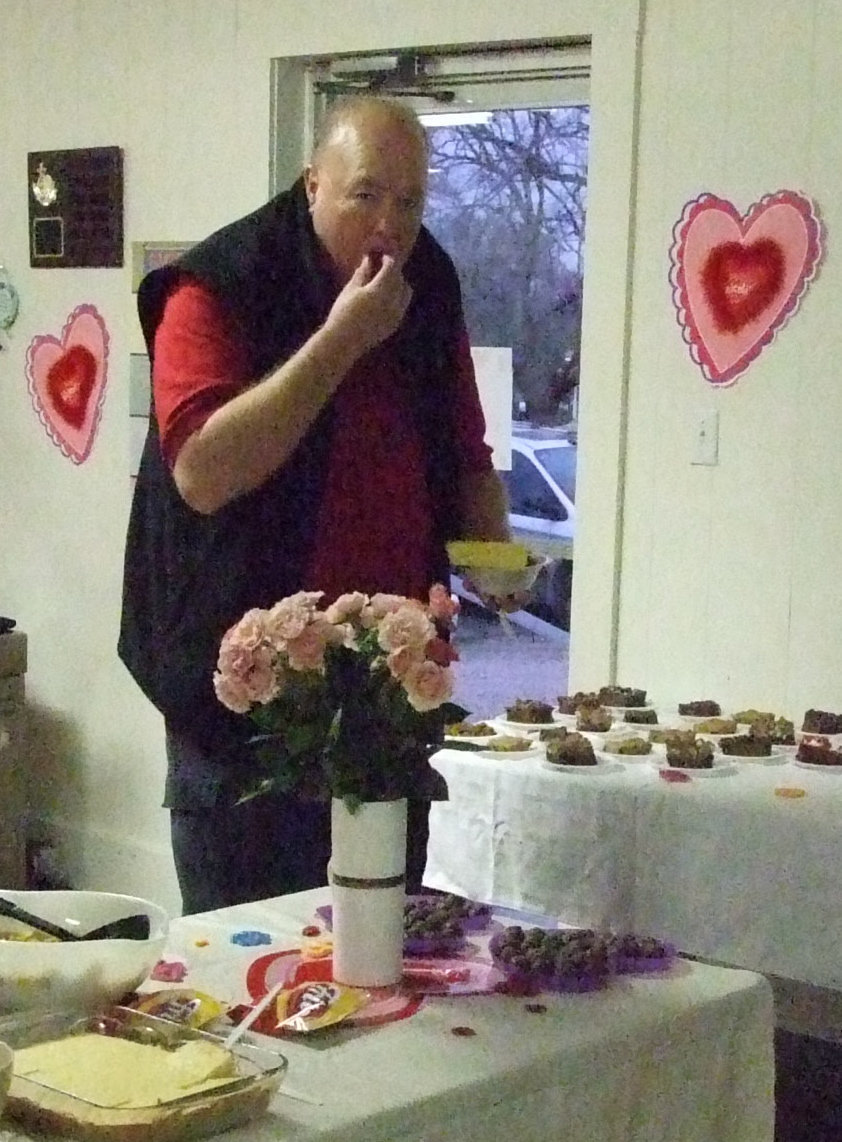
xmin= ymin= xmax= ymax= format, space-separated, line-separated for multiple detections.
xmin=119 ymin=95 xmax=511 ymax=914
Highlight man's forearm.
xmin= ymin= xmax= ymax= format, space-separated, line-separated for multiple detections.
xmin=459 ymin=468 xmax=511 ymax=541
xmin=171 ymin=253 xmax=412 ymax=515
xmin=171 ymin=321 xmax=361 ymax=514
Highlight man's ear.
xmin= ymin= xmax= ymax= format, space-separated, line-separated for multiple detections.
xmin=303 ymin=165 xmax=318 ymax=208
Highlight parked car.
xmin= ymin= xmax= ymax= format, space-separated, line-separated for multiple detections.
xmin=453 ymin=429 xmax=577 ymax=630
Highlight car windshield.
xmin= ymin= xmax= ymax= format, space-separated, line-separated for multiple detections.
xmin=534 ymin=446 xmax=577 ymax=501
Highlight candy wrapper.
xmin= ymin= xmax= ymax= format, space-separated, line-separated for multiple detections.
xmin=274 ymin=980 xmax=366 ymax=1033
xmin=131 ymin=988 xmax=226 ymax=1029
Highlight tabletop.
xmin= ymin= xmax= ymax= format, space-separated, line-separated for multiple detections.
xmin=4 ymin=887 xmax=776 ymax=1142
xmin=425 ymin=739 xmax=842 ymax=990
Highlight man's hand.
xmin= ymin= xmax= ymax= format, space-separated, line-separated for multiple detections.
xmin=325 ymin=253 xmax=412 ymax=358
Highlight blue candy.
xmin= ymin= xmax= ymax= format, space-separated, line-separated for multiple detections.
xmin=230 ymin=929 xmax=271 ymax=947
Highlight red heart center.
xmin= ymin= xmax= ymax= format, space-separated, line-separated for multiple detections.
xmin=701 ymin=238 xmax=785 ymax=334
xmin=46 ymin=344 xmax=97 ymax=429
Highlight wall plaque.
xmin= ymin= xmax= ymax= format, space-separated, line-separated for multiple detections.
xmin=28 ymin=147 xmax=124 ymax=268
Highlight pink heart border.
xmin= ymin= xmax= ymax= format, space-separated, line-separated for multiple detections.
xmin=25 ymin=303 xmax=110 ymax=464
xmin=669 ymin=190 xmax=823 ymax=386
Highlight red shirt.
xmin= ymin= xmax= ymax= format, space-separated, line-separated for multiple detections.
xmin=153 ymin=280 xmax=493 ymax=601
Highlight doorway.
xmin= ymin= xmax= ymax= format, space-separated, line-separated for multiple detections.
xmin=285 ymin=43 xmax=592 ymax=716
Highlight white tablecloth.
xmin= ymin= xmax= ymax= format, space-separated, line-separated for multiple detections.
xmin=426 ymin=745 xmax=842 ymax=989
xmin=0 ymin=888 xmax=774 ymax=1142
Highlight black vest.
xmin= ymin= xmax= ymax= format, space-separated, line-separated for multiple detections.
xmin=118 ymin=179 xmax=465 ymax=756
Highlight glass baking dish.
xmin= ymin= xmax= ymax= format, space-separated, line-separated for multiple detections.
xmin=0 ymin=1005 xmax=288 ymax=1142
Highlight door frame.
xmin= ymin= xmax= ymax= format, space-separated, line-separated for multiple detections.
xmin=268 ymin=1 xmax=644 ymax=688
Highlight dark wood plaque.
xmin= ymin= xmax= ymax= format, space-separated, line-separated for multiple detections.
xmin=28 ymin=146 xmax=124 ymax=268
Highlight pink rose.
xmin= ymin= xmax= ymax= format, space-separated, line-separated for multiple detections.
xmin=325 ymin=592 xmax=369 ymax=623
xmin=213 ymin=643 xmax=279 ymax=711
xmin=386 ymin=643 xmax=425 ymax=680
xmin=366 ymin=593 xmax=407 ymax=621
xmin=402 ymin=660 xmax=454 ymax=712
xmin=377 ymin=603 xmax=435 ymax=653
xmin=285 ymin=617 xmax=331 ymax=672
xmin=428 ymin=583 xmax=460 ymax=624
xmin=265 ymin=591 xmax=324 ymax=646
xmin=325 ymin=621 xmax=357 ymax=650
xmin=229 ymin=608 xmax=270 ymax=649
xmin=213 ymin=672 xmax=254 ymax=714
xmin=425 ymin=637 xmax=459 ymax=667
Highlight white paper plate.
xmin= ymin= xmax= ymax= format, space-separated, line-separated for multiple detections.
xmin=492 ymin=716 xmax=554 ymax=733
xmin=618 ymin=720 xmax=673 ymax=733
xmin=551 ymin=709 xmax=579 ymax=725
xmin=596 ymin=746 xmax=653 ymax=762
xmin=651 ymin=758 xmax=738 ymax=778
xmin=675 ymin=713 xmax=724 ymax=726
xmin=477 ymin=743 xmax=543 ymax=761
xmin=794 ymin=757 xmax=842 ymax=773
xmin=720 ymin=750 xmax=789 ymax=765
xmin=443 ymin=740 xmax=502 ymax=749
xmin=604 ymin=704 xmax=656 ymax=717
xmin=445 ymin=733 xmax=502 ymax=746
xmin=541 ymin=755 xmax=621 ymax=775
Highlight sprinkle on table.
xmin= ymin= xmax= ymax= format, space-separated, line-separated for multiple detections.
xmin=524 ymin=1003 xmax=547 ymax=1014
xmin=659 ymin=769 xmax=692 ymax=784
xmin=451 ymin=1025 xmax=477 ymax=1037
xmin=775 ymin=787 xmax=807 ymax=799
xmin=230 ymin=929 xmax=272 ymax=947
xmin=194 ymin=938 xmax=209 ymax=947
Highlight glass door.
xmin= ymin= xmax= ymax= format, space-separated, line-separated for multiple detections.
xmin=302 ymin=45 xmax=590 ymax=718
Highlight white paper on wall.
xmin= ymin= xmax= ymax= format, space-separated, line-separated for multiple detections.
xmin=469 ymin=346 xmax=512 ymax=471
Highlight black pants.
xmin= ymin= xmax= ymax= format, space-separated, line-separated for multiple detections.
xmin=165 ymin=732 xmax=431 ymax=915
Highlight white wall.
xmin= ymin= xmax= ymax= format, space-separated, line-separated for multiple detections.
xmin=1 ymin=0 xmax=838 ymax=910
xmin=612 ymin=0 xmax=842 ymax=713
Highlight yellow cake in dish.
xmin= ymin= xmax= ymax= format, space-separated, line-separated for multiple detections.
xmin=13 ymin=1034 xmax=238 ymax=1108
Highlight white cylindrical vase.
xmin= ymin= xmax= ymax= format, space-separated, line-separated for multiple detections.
xmin=330 ymin=797 xmax=407 ymax=988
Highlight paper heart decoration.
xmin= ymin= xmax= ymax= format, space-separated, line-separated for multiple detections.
xmin=669 ymin=191 xmax=822 ymax=385
xmin=26 ymin=304 xmax=110 ymax=463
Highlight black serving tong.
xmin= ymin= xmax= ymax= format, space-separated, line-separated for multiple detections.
xmin=0 ymin=897 xmax=150 ymax=941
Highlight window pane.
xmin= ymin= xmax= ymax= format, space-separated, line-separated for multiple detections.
xmin=534 ymin=446 xmax=577 ymax=501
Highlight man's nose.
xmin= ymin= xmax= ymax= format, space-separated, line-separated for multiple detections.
xmin=374 ymin=196 xmax=405 ymax=236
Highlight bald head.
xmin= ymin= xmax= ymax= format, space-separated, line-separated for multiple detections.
xmin=304 ymin=96 xmax=429 ymax=283
xmin=311 ymin=95 xmax=428 ymax=166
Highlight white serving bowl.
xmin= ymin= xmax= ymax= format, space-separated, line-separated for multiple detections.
xmin=0 ymin=890 xmax=168 ymax=1014
xmin=0 ymin=1040 xmax=11 ymax=1116
xmin=457 ymin=554 xmax=550 ymax=599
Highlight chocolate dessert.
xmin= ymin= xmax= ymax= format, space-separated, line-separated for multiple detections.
xmin=796 ymin=739 xmax=842 ymax=766
xmin=624 ymin=709 xmax=658 ymax=725
xmin=538 ymin=726 xmax=570 ymax=742
xmin=749 ymin=715 xmax=795 ymax=745
xmin=598 ymin=686 xmax=647 ymax=707
xmin=802 ymin=709 xmax=842 ymax=735
xmin=506 ymin=698 xmax=554 ymax=724
xmin=557 ymin=691 xmax=600 ymax=714
xmin=732 ymin=708 xmax=775 ymax=727
xmin=446 ymin=721 xmax=497 ymax=737
xmin=615 ymin=737 xmax=652 ymax=756
xmin=719 ymin=734 xmax=772 ymax=757
xmin=576 ymin=705 xmax=612 ymax=733
xmin=651 ymin=728 xmax=696 ymax=748
xmin=666 ymin=737 xmax=715 ymax=769
xmin=678 ymin=700 xmax=721 ymax=717
xmin=546 ymin=732 xmax=597 ymax=766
